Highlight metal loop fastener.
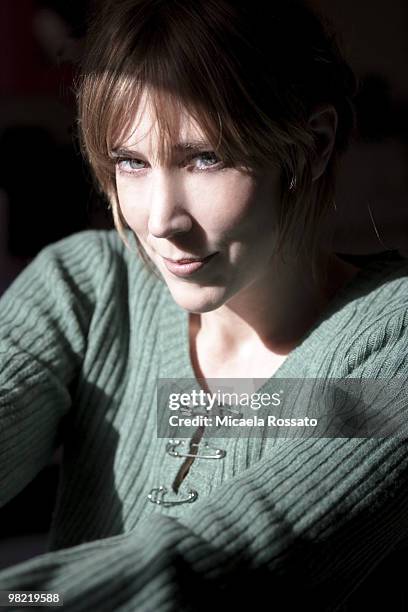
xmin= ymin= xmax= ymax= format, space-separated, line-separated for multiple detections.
xmin=147 ymin=485 xmax=198 ymax=506
xmin=166 ymin=439 xmax=226 ymax=459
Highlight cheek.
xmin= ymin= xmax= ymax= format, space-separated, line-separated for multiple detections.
xmin=198 ymin=173 xmax=264 ymax=235
xmin=115 ymin=181 xmax=148 ymax=234
xmin=207 ymin=176 xmax=279 ymax=241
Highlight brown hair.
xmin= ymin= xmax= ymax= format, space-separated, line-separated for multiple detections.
xmin=76 ymin=0 xmax=358 ymax=287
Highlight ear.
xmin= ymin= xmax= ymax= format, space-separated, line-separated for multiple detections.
xmin=308 ymin=105 xmax=338 ymax=182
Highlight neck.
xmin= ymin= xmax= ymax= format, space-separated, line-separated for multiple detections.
xmin=190 ymin=251 xmax=360 ymax=357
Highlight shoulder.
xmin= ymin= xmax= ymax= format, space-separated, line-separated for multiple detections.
xmin=350 ymin=257 xmax=408 ymax=323
xmin=338 ymin=257 xmax=408 ymax=377
xmin=331 ymin=256 xmax=408 ymax=320
xmin=33 ymin=228 xmax=159 ymax=290
xmin=2 ymin=229 xmax=164 ymax=313
xmin=36 ymin=228 xmax=127 ymax=269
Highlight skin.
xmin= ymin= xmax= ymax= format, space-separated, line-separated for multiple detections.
xmin=114 ymin=90 xmax=360 ymax=379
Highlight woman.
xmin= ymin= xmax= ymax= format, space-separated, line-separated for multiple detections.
xmin=0 ymin=1 xmax=408 ymax=610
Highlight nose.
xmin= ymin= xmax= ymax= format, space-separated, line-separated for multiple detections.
xmin=147 ymin=170 xmax=192 ymax=239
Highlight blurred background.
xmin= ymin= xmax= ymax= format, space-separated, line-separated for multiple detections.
xmin=0 ymin=0 xmax=112 ymax=571
xmin=0 ymin=0 xmax=407 ymax=575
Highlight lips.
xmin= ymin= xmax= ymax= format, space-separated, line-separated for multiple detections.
xmin=164 ymin=254 xmax=214 ymax=263
xmin=161 ymin=252 xmax=218 ymax=277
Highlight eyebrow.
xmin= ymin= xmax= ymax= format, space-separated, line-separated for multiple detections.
xmin=110 ymin=140 xmax=211 ymax=158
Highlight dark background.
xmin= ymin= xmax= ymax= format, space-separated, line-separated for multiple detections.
xmin=0 ymin=0 xmax=407 ymax=574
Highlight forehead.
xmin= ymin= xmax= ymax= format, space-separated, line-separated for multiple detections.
xmin=115 ymin=88 xmax=207 ymax=152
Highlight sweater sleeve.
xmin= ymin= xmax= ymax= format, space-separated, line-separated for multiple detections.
xmin=0 ymin=232 xmax=100 ymax=508
xmin=1 ymin=303 xmax=408 ymax=610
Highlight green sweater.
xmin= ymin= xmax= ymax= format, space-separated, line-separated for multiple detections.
xmin=1 ymin=229 xmax=408 ymax=611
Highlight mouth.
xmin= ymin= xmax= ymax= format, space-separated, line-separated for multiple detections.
xmin=163 ymin=253 xmax=215 ymax=263
xmin=161 ymin=252 xmax=218 ymax=277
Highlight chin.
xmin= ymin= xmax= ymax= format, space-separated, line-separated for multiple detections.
xmin=166 ymin=282 xmax=228 ymax=313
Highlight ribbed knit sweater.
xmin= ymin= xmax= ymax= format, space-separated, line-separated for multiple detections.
xmin=1 ymin=229 xmax=408 ymax=612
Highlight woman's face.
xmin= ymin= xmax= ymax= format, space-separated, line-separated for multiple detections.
xmin=114 ymin=93 xmax=284 ymax=314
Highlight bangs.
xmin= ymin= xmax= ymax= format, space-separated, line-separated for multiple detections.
xmin=106 ymin=82 xmax=227 ymax=168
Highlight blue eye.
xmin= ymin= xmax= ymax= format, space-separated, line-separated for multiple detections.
xmin=116 ymin=158 xmax=146 ymax=173
xmin=114 ymin=151 xmax=224 ymax=176
xmin=191 ymin=151 xmax=222 ymax=171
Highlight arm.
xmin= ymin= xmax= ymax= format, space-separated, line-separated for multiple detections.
xmin=0 ymin=436 xmax=407 ymax=611
xmin=0 ymin=232 xmax=99 ymax=507
xmin=1 ymin=311 xmax=408 ymax=611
